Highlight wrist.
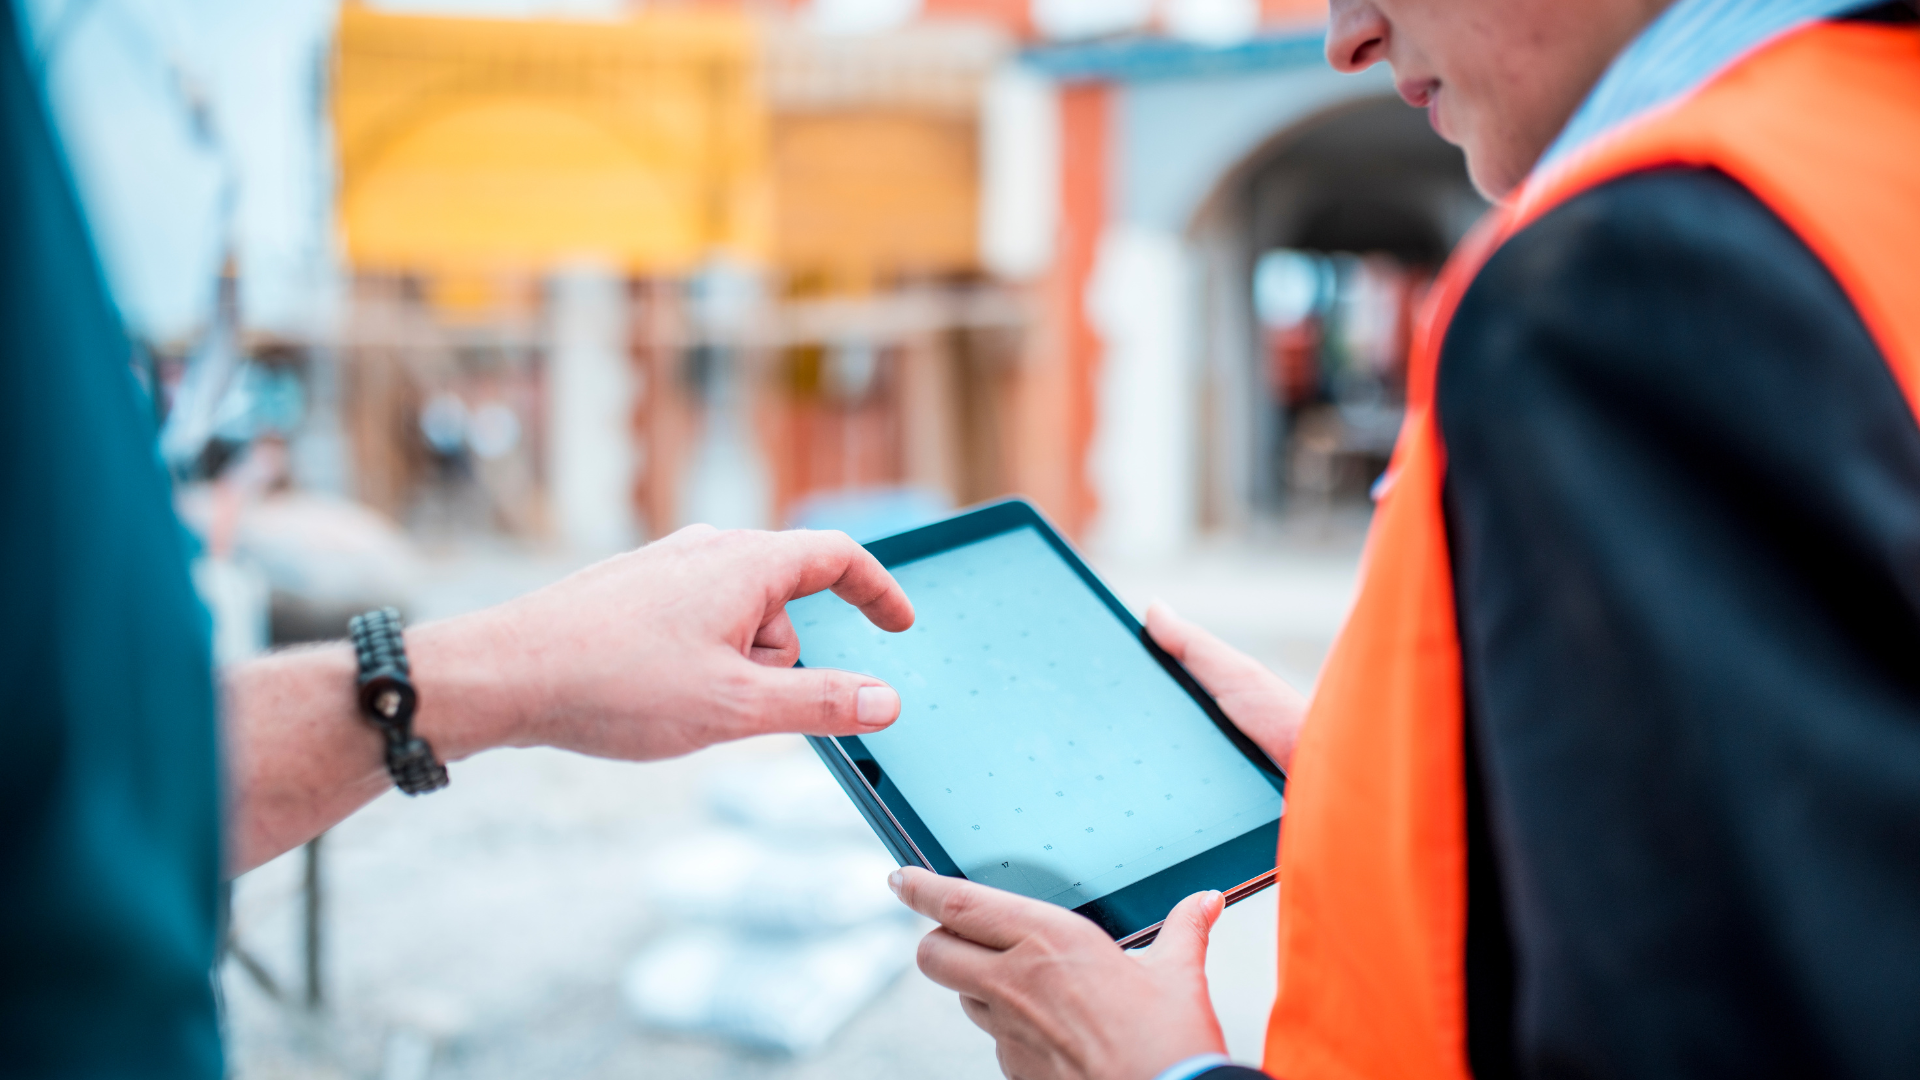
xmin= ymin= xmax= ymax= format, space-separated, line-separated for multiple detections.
xmin=405 ymin=613 xmax=535 ymax=761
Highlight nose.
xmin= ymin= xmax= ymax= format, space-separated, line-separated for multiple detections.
xmin=1325 ymin=0 xmax=1390 ymax=74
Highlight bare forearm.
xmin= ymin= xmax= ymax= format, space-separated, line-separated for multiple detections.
xmin=220 ymin=616 xmax=525 ymax=876
xmin=218 ymin=527 xmax=914 ymax=877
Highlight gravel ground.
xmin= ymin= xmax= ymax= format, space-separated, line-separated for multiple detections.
xmin=222 ymin=522 xmax=1364 ymax=1080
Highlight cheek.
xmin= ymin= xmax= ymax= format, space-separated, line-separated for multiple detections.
xmin=1419 ymin=3 xmax=1548 ymax=193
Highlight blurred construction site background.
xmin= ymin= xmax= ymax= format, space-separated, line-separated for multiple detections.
xmin=19 ymin=0 xmax=1482 ymax=1074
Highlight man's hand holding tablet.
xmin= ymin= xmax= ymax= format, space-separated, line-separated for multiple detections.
xmin=888 ymin=864 xmax=1232 ymax=1080
xmin=790 ymin=499 xmax=1308 ymax=1074
xmin=877 ymin=605 xmax=1305 ymax=1080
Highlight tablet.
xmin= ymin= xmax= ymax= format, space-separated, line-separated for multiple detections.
xmin=791 ymin=498 xmax=1286 ymax=947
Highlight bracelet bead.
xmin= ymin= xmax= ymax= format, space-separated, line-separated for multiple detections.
xmin=348 ymin=607 xmax=449 ymax=796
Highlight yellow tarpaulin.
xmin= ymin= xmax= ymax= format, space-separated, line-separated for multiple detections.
xmin=335 ymin=4 xmax=769 ymax=275
xmin=772 ymin=110 xmax=979 ymax=292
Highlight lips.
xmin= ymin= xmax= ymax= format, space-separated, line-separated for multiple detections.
xmin=1398 ymin=79 xmax=1448 ymax=140
xmin=1395 ymin=78 xmax=1437 ymax=109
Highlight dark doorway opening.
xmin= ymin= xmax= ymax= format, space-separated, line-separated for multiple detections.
xmin=1193 ymin=96 xmax=1484 ymax=529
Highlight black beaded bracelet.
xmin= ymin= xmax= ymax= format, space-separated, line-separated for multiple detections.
xmin=348 ymin=607 xmax=449 ymax=796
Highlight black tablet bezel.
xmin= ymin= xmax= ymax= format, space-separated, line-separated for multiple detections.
xmin=801 ymin=497 xmax=1286 ymax=947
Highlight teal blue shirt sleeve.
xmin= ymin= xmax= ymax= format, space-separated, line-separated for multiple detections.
xmin=0 ymin=2 xmax=223 ymax=1075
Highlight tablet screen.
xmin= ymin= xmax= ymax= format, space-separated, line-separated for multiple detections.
xmin=791 ymin=525 xmax=1284 ymax=909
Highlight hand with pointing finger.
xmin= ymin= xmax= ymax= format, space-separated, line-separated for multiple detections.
xmin=890 ymin=866 xmax=1229 ymax=1080
xmin=414 ymin=524 xmax=917 ymax=763
xmin=225 ymin=524 xmax=918 ymax=875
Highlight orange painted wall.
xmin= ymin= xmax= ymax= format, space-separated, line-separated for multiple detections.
xmin=671 ymin=0 xmax=1317 ymax=37
xmin=922 ymin=0 xmax=1032 ymax=33
xmin=1058 ymin=83 xmax=1108 ymax=539
xmin=1008 ymin=81 xmax=1107 ymax=539
xmin=923 ymin=0 xmax=1322 ymax=35
xmin=1261 ymin=0 xmax=1329 ymax=24
xmin=921 ymin=0 xmax=1322 ymax=35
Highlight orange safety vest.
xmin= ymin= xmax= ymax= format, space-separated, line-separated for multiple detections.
xmin=1262 ymin=19 xmax=1920 ymax=1080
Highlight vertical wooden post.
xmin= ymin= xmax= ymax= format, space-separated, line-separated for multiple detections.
xmin=303 ymin=833 xmax=324 ymax=1010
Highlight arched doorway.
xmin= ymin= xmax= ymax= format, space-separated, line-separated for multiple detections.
xmin=1190 ymin=95 xmax=1484 ymax=530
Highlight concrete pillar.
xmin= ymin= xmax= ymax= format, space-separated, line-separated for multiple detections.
xmin=546 ymin=264 xmax=639 ymax=554
xmin=677 ymin=263 xmax=771 ymax=531
xmin=1085 ymin=225 xmax=1197 ymax=562
xmin=981 ymin=65 xmax=1059 ymax=282
xmin=678 ymin=352 xmax=771 ymax=532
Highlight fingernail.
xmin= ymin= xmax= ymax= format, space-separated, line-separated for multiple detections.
xmin=857 ymin=685 xmax=901 ymax=728
xmin=887 ymin=870 xmax=905 ymax=895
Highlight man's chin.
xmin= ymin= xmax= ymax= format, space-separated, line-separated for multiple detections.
xmin=1464 ymin=142 xmax=1531 ymax=204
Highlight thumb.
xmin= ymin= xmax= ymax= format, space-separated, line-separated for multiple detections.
xmin=1144 ymin=600 xmax=1200 ymax=662
xmin=1147 ymin=601 xmax=1261 ymax=690
xmin=736 ymin=662 xmax=902 ymax=738
xmin=1145 ymin=890 xmax=1226 ymax=974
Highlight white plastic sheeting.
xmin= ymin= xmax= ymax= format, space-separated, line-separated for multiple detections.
xmin=624 ymin=753 xmax=927 ymax=1055
xmin=809 ymin=0 xmax=922 ymax=36
xmin=1162 ymin=0 xmax=1261 ymax=47
xmin=1031 ymin=0 xmax=1154 ymax=41
xmin=623 ymin=922 xmax=923 ymax=1056
xmin=20 ymin=0 xmax=339 ymax=343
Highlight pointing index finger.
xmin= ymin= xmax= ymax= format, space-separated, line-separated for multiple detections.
xmin=773 ymin=529 xmax=915 ymax=633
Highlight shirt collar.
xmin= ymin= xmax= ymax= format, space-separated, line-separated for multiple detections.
xmin=1537 ymin=0 xmax=1871 ymax=173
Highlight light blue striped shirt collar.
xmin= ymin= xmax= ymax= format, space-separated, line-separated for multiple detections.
xmin=1537 ymin=0 xmax=1872 ymax=173
xmin=1151 ymin=1053 xmax=1233 ymax=1080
